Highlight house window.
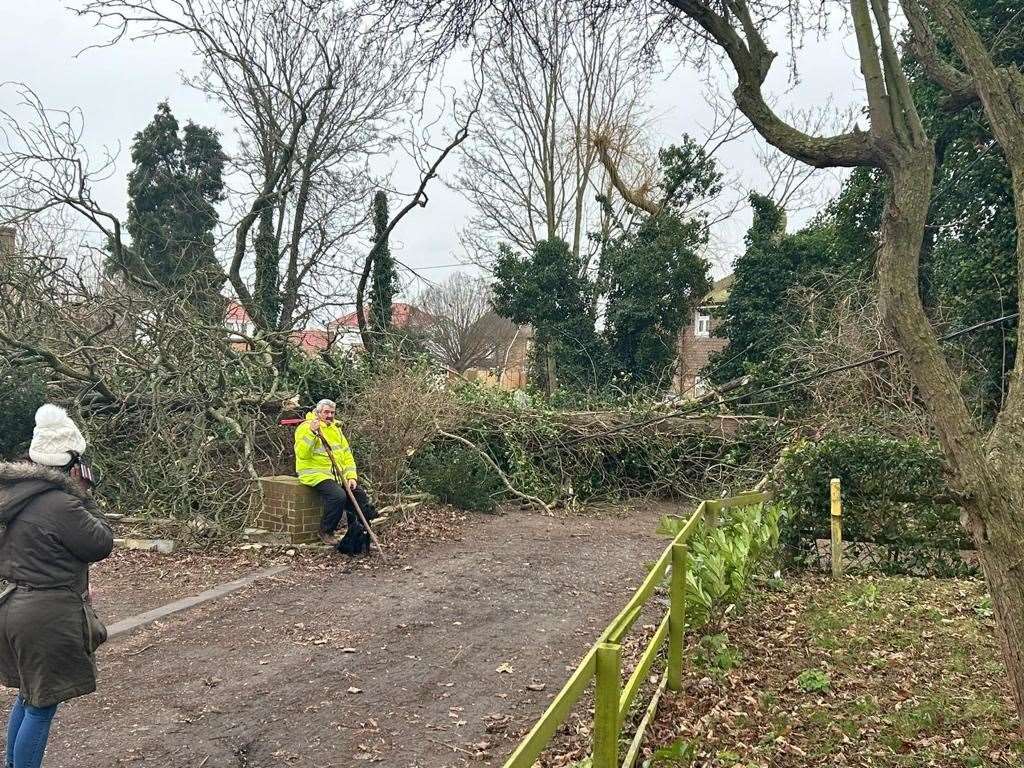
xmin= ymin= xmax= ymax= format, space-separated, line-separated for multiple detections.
xmin=695 ymin=309 xmax=712 ymax=338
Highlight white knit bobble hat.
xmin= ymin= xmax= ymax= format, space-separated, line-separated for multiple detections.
xmin=29 ymin=404 xmax=87 ymax=467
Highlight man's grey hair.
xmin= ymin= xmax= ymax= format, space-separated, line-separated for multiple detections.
xmin=315 ymin=399 xmax=337 ymax=414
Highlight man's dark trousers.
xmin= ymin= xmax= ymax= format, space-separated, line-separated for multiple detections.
xmin=314 ymin=480 xmax=378 ymax=554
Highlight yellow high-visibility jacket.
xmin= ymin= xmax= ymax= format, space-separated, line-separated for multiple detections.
xmin=294 ymin=412 xmax=358 ymax=487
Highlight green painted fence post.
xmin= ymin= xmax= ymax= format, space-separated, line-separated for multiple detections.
xmin=593 ymin=642 xmax=621 ymax=768
xmin=667 ymin=541 xmax=688 ymax=691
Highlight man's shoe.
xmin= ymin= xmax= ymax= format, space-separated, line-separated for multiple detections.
xmin=318 ymin=530 xmax=337 ymax=545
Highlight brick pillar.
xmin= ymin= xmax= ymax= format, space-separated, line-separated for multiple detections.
xmin=257 ymin=476 xmax=325 ymax=544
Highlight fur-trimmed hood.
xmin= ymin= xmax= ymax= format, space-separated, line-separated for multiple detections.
xmin=0 ymin=461 xmax=92 ymax=526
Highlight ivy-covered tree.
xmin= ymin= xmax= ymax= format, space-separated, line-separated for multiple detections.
xmin=252 ymin=206 xmax=281 ymax=328
xmin=599 ymin=138 xmax=718 ymax=389
xmin=601 ymin=214 xmax=710 ymax=389
xmin=907 ymin=0 xmax=1022 ymax=418
xmin=492 ymin=238 xmax=602 ymax=393
xmin=115 ymin=102 xmax=226 ymax=315
xmin=368 ymin=190 xmax=397 ymax=341
xmin=707 ymin=194 xmax=842 ymax=386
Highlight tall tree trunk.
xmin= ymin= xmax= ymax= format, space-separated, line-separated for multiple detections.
xmin=967 ymin=473 xmax=1024 ymax=715
xmin=876 ymin=157 xmax=985 ymax=479
xmin=253 ymin=204 xmax=281 ymax=329
xmin=877 ymin=154 xmax=1024 ymax=712
xmin=546 ymin=343 xmax=558 ymax=396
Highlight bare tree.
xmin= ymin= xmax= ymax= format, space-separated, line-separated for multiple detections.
xmin=353 ymin=100 xmax=478 ymax=353
xmin=417 ymin=272 xmax=519 ymax=373
xmin=74 ymin=0 xmax=412 ymax=336
xmin=0 ymin=85 xmax=151 ymax=288
xmin=0 ymin=217 xmax=286 ymax=525
xmin=456 ymin=0 xmax=651 ymax=267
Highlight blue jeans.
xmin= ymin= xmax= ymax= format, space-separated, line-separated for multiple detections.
xmin=5 ymin=695 xmax=58 ymax=768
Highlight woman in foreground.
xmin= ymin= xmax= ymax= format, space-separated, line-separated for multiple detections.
xmin=0 ymin=404 xmax=113 ymax=768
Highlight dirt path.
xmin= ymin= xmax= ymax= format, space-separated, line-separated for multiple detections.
xmin=7 ymin=506 xmax=676 ymax=768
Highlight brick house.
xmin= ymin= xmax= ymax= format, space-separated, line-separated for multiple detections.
xmin=327 ymin=302 xmax=433 ymax=351
xmin=225 ymin=300 xmax=434 ymax=356
xmin=461 ymin=320 xmax=533 ymax=390
xmin=675 ymin=274 xmax=733 ymax=397
xmin=224 ymin=301 xmax=337 ymax=355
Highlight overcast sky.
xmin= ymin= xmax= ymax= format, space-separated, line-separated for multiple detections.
xmin=1 ymin=2 xmax=866 ymax=301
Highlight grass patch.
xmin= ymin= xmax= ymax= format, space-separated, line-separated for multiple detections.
xmin=644 ymin=573 xmax=1023 ymax=767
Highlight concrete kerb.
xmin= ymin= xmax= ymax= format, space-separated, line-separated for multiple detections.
xmin=106 ymin=565 xmax=290 ymax=639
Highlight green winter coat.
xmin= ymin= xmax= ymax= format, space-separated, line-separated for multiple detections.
xmin=0 ymin=462 xmax=114 ymax=707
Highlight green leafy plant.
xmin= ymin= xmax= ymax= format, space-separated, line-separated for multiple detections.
xmin=847 ymin=583 xmax=879 ymax=610
xmin=410 ymin=442 xmax=503 ymax=513
xmin=774 ymin=433 xmax=973 ymax=577
xmin=681 ymin=503 xmax=782 ymax=631
xmin=643 ymin=737 xmax=697 ymax=767
xmin=797 ymin=668 xmax=831 ymax=693
xmin=697 ymin=633 xmax=743 ymax=672
xmin=974 ymin=595 xmax=994 ymax=620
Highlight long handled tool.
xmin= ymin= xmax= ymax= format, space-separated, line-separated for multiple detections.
xmin=286 ymin=417 xmax=389 ymax=561
xmin=321 ymin=432 xmax=387 ymax=560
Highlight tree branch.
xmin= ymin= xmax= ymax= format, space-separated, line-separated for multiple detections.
xmin=900 ymin=0 xmax=979 ymax=111
xmin=666 ymin=0 xmax=879 ymax=168
xmin=356 ymin=107 xmax=477 ymax=348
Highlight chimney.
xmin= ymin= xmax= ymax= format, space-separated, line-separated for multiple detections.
xmin=0 ymin=226 xmax=15 ymax=257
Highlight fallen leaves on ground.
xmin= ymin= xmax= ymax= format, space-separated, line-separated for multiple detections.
xmin=641 ymin=574 xmax=1024 ymax=767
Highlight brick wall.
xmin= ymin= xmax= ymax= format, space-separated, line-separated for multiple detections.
xmin=257 ymin=476 xmax=325 ymax=545
xmin=675 ymin=307 xmax=727 ymax=396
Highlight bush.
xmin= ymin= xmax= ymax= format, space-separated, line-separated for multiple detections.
xmin=0 ymin=367 xmax=46 ymax=460
xmin=774 ymin=432 xmax=971 ymax=575
xmin=344 ymin=361 xmax=455 ymax=498
xmin=410 ymin=442 xmax=504 ymax=513
xmin=658 ymin=502 xmax=782 ymax=630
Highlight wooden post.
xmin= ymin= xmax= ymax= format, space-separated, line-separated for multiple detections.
xmin=704 ymin=499 xmax=720 ymax=529
xmin=593 ymin=642 xmax=621 ymax=768
xmin=667 ymin=541 xmax=688 ymax=691
xmin=830 ymin=478 xmax=843 ymax=578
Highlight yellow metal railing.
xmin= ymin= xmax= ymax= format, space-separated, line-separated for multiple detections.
xmin=502 ymin=486 xmax=771 ymax=768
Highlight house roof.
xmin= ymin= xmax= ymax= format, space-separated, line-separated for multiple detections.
xmin=225 ymin=299 xmax=430 ymax=353
xmin=225 ymin=299 xmax=250 ymax=323
xmin=329 ymin=302 xmax=430 ymax=330
xmin=703 ymin=274 xmax=734 ymax=305
xmin=290 ymin=329 xmax=332 ymax=352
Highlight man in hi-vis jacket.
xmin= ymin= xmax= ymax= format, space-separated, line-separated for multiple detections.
xmin=294 ymin=399 xmax=378 ymax=554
